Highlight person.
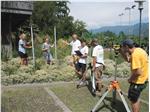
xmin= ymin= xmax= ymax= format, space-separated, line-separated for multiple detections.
xmin=120 ymin=39 xmax=148 ymax=112
xmin=91 ymin=38 xmax=105 ymax=94
xmin=18 ymin=33 xmax=32 ymax=65
xmin=64 ymin=33 xmax=81 ymax=66
xmin=42 ymin=36 xmax=54 ymax=65
xmin=76 ymin=39 xmax=89 ymax=86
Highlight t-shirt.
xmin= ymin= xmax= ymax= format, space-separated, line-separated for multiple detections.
xmin=18 ymin=39 xmax=26 ymax=53
xmin=131 ymin=48 xmax=148 ymax=84
xmin=92 ymin=45 xmax=104 ymax=67
xmin=70 ymin=39 xmax=81 ymax=55
xmin=42 ymin=42 xmax=50 ymax=53
xmin=79 ymin=46 xmax=89 ymax=64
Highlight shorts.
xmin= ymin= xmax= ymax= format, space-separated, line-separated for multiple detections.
xmin=18 ymin=51 xmax=28 ymax=58
xmin=75 ymin=62 xmax=86 ymax=74
xmin=128 ymin=82 xmax=147 ymax=102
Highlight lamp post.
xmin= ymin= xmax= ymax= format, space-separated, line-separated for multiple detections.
xmin=125 ymin=5 xmax=136 ymax=36
xmin=118 ymin=13 xmax=124 ymax=26
xmin=135 ymin=0 xmax=146 ymax=47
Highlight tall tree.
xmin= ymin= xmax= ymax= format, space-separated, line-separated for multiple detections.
xmin=31 ymin=1 xmax=87 ymax=38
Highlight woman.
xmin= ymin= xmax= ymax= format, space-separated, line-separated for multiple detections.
xmin=42 ymin=36 xmax=54 ymax=64
xmin=18 ymin=33 xmax=31 ymax=65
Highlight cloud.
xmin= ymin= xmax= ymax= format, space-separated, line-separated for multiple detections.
xmin=68 ymin=2 xmax=149 ymax=29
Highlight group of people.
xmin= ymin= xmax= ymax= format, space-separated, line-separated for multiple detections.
xmin=18 ymin=33 xmax=148 ymax=112
xmin=65 ymin=33 xmax=148 ymax=112
xmin=64 ymin=34 xmax=105 ymax=94
xmin=18 ymin=33 xmax=54 ymax=65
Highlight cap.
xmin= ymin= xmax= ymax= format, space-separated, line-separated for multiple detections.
xmin=122 ymin=39 xmax=134 ymax=46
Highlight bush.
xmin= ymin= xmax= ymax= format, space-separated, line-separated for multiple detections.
xmin=1 ymin=57 xmax=131 ymax=85
xmin=103 ymin=59 xmax=130 ymax=78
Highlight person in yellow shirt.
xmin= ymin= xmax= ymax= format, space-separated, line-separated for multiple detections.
xmin=120 ymin=39 xmax=148 ymax=112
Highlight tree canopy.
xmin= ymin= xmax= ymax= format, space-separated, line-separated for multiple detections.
xmin=31 ymin=1 xmax=87 ymax=38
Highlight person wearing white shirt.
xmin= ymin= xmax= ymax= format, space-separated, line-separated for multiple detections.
xmin=64 ymin=34 xmax=81 ymax=66
xmin=18 ymin=33 xmax=32 ymax=65
xmin=76 ymin=39 xmax=89 ymax=84
xmin=91 ymin=38 xmax=105 ymax=93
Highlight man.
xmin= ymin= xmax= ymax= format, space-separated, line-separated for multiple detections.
xmin=91 ymin=38 xmax=104 ymax=94
xmin=18 ymin=33 xmax=32 ymax=65
xmin=120 ymin=39 xmax=148 ymax=112
xmin=76 ymin=39 xmax=89 ymax=86
xmin=65 ymin=33 xmax=81 ymax=66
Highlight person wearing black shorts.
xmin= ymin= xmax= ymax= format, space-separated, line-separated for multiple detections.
xmin=76 ymin=62 xmax=86 ymax=77
xmin=18 ymin=33 xmax=31 ymax=65
xmin=75 ymin=39 xmax=89 ymax=85
xmin=120 ymin=39 xmax=148 ymax=112
xmin=18 ymin=51 xmax=28 ymax=58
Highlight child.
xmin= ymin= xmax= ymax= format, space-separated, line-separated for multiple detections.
xmin=18 ymin=33 xmax=31 ymax=65
xmin=42 ymin=36 xmax=54 ymax=64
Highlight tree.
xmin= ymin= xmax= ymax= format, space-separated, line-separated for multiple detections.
xmin=31 ymin=1 xmax=87 ymax=39
xmin=73 ymin=19 xmax=87 ymax=37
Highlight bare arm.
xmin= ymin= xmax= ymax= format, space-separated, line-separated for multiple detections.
xmin=128 ymin=68 xmax=142 ymax=83
xmin=21 ymin=44 xmax=31 ymax=49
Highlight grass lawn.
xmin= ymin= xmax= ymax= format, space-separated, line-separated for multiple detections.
xmin=1 ymin=87 xmax=62 ymax=112
xmin=1 ymin=80 xmax=149 ymax=112
xmin=49 ymin=80 xmax=149 ymax=112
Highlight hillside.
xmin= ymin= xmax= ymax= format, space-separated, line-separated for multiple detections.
xmin=90 ymin=23 xmax=149 ymax=37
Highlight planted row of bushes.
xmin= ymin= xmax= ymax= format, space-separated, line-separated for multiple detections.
xmin=1 ymin=57 xmax=131 ymax=85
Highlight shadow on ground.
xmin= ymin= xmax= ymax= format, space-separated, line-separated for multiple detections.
xmin=86 ymin=80 xmax=128 ymax=112
xmin=93 ymin=96 xmax=127 ymax=112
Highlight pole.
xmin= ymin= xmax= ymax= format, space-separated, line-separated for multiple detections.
xmin=139 ymin=9 xmax=142 ymax=47
xmin=31 ymin=25 xmax=35 ymax=68
xmin=112 ymin=55 xmax=117 ymax=104
xmin=129 ymin=9 xmax=131 ymax=36
xmin=54 ymin=26 xmax=57 ymax=59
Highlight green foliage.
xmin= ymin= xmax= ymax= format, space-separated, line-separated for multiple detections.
xmin=1 ymin=57 xmax=75 ymax=85
xmin=2 ymin=56 xmax=131 ymax=85
xmin=73 ymin=19 xmax=88 ymax=37
xmin=57 ymin=39 xmax=71 ymax=59
xmin=31 ymin=1 xmax=87 ymax=39
xmin=104 ymin=59 xmax=131 ymax=77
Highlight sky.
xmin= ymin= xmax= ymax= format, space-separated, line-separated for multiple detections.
xmin=68 ymin=1 xmax=149 ymax=30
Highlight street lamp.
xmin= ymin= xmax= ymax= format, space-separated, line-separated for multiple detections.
xmin=125 ymin=5 xmax=136 ymax=36
xmin=118 ymin=13 xmax=124 ymax=26
xmin=135 ymin=0 xmax=146 ymax=47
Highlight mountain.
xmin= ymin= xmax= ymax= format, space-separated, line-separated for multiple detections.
xmin=90 ymin=23 xmax=149 ymax=37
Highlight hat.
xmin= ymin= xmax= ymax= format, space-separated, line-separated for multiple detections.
xmin=122 ymin=39 xmax=134 ymax=46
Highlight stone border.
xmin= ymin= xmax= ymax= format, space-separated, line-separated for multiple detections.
xmin=44 ymin=87 xmax=72 ymax=112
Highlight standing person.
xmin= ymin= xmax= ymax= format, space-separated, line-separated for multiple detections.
xmin=18 ymin=33 xmax=31 ymax=65
xmin=120 ymin=39 xmax=148 ymax=112
xmin=91 ymin=38 xmax=105 ymax=94
xmin=76 ymin=39 xmax=89 ymax=86
xmin=42 ymin=36 xmax=54 ymax=65
xmin=64 ymin=33 xmax=81 ymax=66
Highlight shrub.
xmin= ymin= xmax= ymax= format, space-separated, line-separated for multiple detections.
xmin=1 ymin=57 xmax=131 ymax=85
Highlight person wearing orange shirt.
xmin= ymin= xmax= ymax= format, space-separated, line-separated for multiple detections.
xmin=120 ymin=39 xmax=148 ymax=112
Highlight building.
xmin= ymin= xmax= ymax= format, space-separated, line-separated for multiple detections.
xmin=1 ymin=1 xmax=33 ymax=58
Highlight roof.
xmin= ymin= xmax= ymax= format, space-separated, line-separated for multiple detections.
xmin=1 ymin=1 xmax=33 ymax=15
